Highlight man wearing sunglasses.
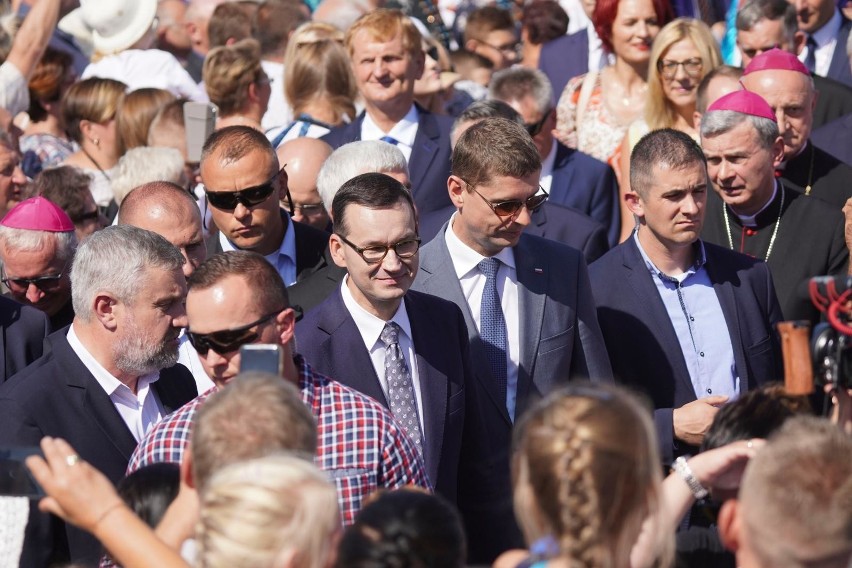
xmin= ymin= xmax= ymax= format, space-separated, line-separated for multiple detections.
xmin=129 ymin=250 xmax=430 ymax=526
xmin=298 ymin=172 xmax=470 ymax=505
xmin=201 ymin=125 xmax=329 ymax=286
xmin=412 ymin=117 xmax=612 ymax=564
xmin=489 ymin=67 xmax=620 ymax=247
xmin=0 ymin=196 xmax=77 ymax=329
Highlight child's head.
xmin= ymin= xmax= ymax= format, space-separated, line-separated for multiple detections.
xmin=450 ymin=49 xmax=494 ymax=87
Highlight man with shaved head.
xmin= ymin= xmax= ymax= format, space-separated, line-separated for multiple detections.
xmin=277 ymin=138 xmax=333 ymax=232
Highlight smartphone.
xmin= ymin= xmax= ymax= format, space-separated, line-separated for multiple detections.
xmin=239 ymin=344 xmax=284 ymax=376
xmin=0 ymin=448 xmax=45 ymax=498
xmin=184 ymin=102 xmax=218 ymax=163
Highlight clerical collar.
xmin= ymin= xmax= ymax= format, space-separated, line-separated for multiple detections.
xmin=777 ymin=141 xmax=809 ymax=171
xmin=734 ymin=181 xmax=778 ymax=228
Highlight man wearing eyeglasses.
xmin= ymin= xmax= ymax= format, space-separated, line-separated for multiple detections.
xmin=489 ymin=67 xmax=620 ymax=246
xmin=412 ymin=117 xmax=612 ymax=564
xmin=276 ymin=137 xmax=333 ymax=232
xmin=200 ymin=125 xmax=329 ymax=286
xmin=463 ymin=6 xmax=520 ymax=71
xmin=297 ymin=172 xmax=470 ymax=505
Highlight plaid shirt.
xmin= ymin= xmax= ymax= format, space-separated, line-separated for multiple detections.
xmin=127 ymin=356 xmax=431 ymax=524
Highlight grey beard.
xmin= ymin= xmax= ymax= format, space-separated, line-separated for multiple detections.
xmin=113 ymin=330 xmax=179 ymax=376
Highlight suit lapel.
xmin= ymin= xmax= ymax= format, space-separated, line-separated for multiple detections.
xmin=408 ymin=110 xmax=440 ymax=201
xmin=550 ymin=145 xmax=576 ymax=200
xmin=341 ymin=113 xmax=365 ymax=145
xmin=0 ymin=323 xmax=6 ymax=381
xmin=704 ymin=249 xmax=750 ymax=390
xmin=514 ymin=236 xmax=548 ymax=403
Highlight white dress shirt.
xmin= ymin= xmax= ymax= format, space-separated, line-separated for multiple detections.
xmin=444 ymin=215 xmax=521 ymax=419
xmin=361 ymin=104 xmax=419 ymax=163
xmin=66 ymin=325 xmax=165 ymax=442
xmin=798 ymin=9 xmax=842 ymax=77
xmin=260 ymin=59 xmax=293 ymax=131
xmin=339 ymin=277 xmax=425 ymax=433
xmin=539 ymin=141 xmax=558 ymax=193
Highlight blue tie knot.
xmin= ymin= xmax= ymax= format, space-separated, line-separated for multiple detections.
xmin=478 ymin=257 xmax=501 ymax=279
xmin=380 ymin=136 xmax=399 ymax=146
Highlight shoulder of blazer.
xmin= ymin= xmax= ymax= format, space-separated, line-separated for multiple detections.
xmin=293 ymin=218 xmax=331 ymax=270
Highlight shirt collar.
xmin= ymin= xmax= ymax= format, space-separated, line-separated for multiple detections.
xmin=361 ymin=104 xmax=419 ymax=147
xmin=813 ymin=9 xmax=842 ymax=47
xmin=339 ymin=275 xmax=413 ymax=349
xmin=218 ymin=209 xmax=296 ymax=265
xmin=540 ymin=141 xmax=557 ymax=179
xmin=733 ymin=181 xmax=778 ymax=228
xmin=444 ymin=212 xmax=517 ymax=279
xmin=633 ymin=231 xmax=706 ymax=282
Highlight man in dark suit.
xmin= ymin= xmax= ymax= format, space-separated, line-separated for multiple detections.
xmin=793 ymin=0 xmax=851 ymax=87
xmin=200 ymin=125 xmax=328 ymax=286
xmin=412 ymin=117 xmax=612 ymax=564
xmin=0 ymin=295 xmax=49 ymax=383
xmin=538 ymin=29 xmax=589 ymax=99
xmin=0 ymin=225 xmax=197 ymax=566
xmin=321 ymin=9 xmax=453 ymax=215
xmin=488 ymin=67 xmax=620 ymax=245
xmin=298 ymin=173 xmax=469 ymax=502
xmin=590 ymin=129 xmax=783 ymax=466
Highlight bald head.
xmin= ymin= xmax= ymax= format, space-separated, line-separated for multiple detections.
xmin=118 ymin=182 xmax=206 ymax=277
xmin=277 ymin=138 xmax=333 ymax=231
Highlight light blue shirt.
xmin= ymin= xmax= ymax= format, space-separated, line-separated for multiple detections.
xmin=219 ymin=211 xmax=298 ymax=285
xmin=634 ymin=234 xmax=740 ymax=400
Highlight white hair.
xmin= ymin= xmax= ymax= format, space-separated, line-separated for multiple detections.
xmin=700 ymin=110 xmax=780 ymax=150
xmin=111 ymin=147 xmax=186 ymax=205
xmin=316 ymin=140 xmax=409 ymax=210
xmin=0 ymin=227 xmax=77 ymax=262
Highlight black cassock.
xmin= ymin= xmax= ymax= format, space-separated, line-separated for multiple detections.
xmin=780 ymin=142 xmax=852 ymax=210
xmin=701 ymin=182 xmax=849 ymax=325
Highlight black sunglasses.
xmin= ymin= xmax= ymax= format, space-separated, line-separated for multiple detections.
xmin=187 ymin=309 xmax=283 ymax=356
xmin=204 ymin=171 xmax=280 ymax=211
xmin=463 ymin=179 xmax=549 ymax=218
xmin=524 ymin=109 xmax=552 ymax=137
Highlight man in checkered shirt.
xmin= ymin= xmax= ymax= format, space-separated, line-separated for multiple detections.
xmin=127 ymin=250 xmax=430 ymax=524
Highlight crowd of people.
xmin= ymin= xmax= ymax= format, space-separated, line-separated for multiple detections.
xmin=0 ymin=0 xmax=851 ymax=566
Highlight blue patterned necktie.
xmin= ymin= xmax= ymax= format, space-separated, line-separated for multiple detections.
xmin=380 ymin=322 xmax=424 ymax=457
xmin=805 ymin=35 xmax=817 ymax=73
xmin=380 ymin=135 xmax=399 ymax=145
xmin=478 ymin=258 xmax=508 ymax=413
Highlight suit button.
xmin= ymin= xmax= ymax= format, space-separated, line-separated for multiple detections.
xmin=707 ymin=388 xmax=712 ymax=394
xmin=699 ymin=351 xmax=705 ymax=357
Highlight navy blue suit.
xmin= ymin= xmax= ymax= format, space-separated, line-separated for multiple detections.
xmin=812 ymin=113 xmax=852 ymax=166
xmin=548 ymin=141 xmax=620 ymax=245
xmin=297 ymin=288 xmax=468 ymax=502
xmin=0 ymin=330 xmax=198 ymax=567
xmin=826 ymin=17 xmax=852 ymax=88
xmin=0 ymin=296 xmax=50 ymax=383
xmin=322 ymin=106 xmax=454 ymax=214
xmin=538 ymin=31 xmax=588 ymax=100
xmin=589 ymin=239 xmax=784 ymax=465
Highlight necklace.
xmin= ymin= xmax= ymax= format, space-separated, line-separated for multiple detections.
xmin=723 ymin=184 xmax=784 ymax=262
xmin=804 ymin=143 xmax=815 ymax=196
xmin=81 ymin=147 xmax=111 ymax=181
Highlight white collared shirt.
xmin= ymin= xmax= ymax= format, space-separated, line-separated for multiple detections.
xmin=219 ymin=212 xmax=298 ymax=285
xmin=539 ymin=141 xmax=558 ymax=193
xmin=798 ymin=9 xmax=842 ymax=77
xmin=66 ymin=325 xmax=165 ymax=442
xmin=339 ymin=277 xmax=425 ymax=433
xmin=177 ymin=332 xmax=215 ymax=395
xmin=360 ymin=104 xmax=420 ymax=163
xmin=444 ymin=214 xmax=521 ymax=420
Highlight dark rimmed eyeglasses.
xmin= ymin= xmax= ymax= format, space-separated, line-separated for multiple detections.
xmin=282 ymin=201 xmax=326 ymax=216
xmin=1 ymin=271 xmax=65 ymax=292
xmin=204 ymin=171 xmax=280 ymax=211
xmin=336 ymin=234 xmax=421 ymax=264
xmin=187 ymin=309 xmax=283 ymax=356
xmin=657 ymin=57 xmax=703 ymax=79
xmin=463 ymin=179 xmax=549 ymax=218
xmin=524 ymin=109 xmax=552 ymax=137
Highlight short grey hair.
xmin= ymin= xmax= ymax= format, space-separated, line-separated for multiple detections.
xmin=316 ymin=140 xmax=409 ymax=211
xmin=0 ymin=227 xmax=77 ymax=262
xmin=488 ymin=67 xmax=553 ymax=116
xmin=700 ymin=110 xmax=779 ymax=150
xmin=736 ymin=0 xmax=797 ymax=40
xmin=71 ymin=225 xmax=184 ymax=322
xmin=111 ymin=147 xmax=186 ymax=205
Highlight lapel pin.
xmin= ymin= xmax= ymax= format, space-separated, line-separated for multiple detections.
xmin=534 ymin=268 xmax=543 ymax=274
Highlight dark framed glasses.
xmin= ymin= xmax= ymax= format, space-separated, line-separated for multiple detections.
xmin=657 ymin=57 xmax=703 ymax=79
xmin=1 ymin=271 xmax=65 ymax=292
xmin=282 ymin=201 xmax=326 ymax=216
xmin=524 ymin=109 xmax=552 ymax=137
xmin=187 ymin=309 xmax=283 ymax=356
xmin=337 ymin=234 xmax=421 ymax=264
xmin=464 ymin=180 xmax=549 ymax=218
xmin=204 ymin=171 xmax=280 ymax=211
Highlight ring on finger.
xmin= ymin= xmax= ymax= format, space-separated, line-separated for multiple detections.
xmin=66 ymin=454 xmax=81 ymax=467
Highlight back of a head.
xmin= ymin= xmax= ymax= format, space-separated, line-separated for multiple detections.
xmin=521 ymin=0 xmax=569 ymax=45
xmin=207 ymin=1 xmax=253 ymax=49
xmin=190 ymin=372 xmax=316 ymax=491
xmin=488 ymin=67 xmax=553 ymax=115
xmin=32 ymin=166 xmax=94 ymax=222
xmin=147 ymin=98 xmax=187 ymax=148
xmin=61 ymin=78 xmax=128 ymax=144
xmin=695 ymin=65 xmax=743 ymax=115
xmin=253 ymin=0 xmax=309 ymax=58
xmin=117 ymin=463 xmax=181 ymax=529
xmin=111 ymin=147 xmax=186 ymax=205
xmin=117 ymin=180 xmax=199 ymax=226
xmin=336 ymin=488 xmax=467 ymax=568
xmin=203 ymin=39 xmax=263 ymax=116
xmin=452 ymin=117 xmax=541 ymax=187
xmin=197 ymin=453 xmax=338 ymax=568
xmin=513 ymin=383 xmax=669 ymax=568
xmin=739 ymin=416 xmax=852 ymax=568
xmin=316 ymin=140 xmax=408 ymax=211
xmin=464 ymin=6 xmax=514 ymax=43
xmin=117 ymin=87 xmax=176 ymax=151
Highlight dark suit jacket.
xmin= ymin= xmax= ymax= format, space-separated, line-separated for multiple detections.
xmin=297 ymin=288 xmax=468 ymax=502
xmin=549 ymin=141 xmax=620 ymax=245
xmin=0 ymin=296 xmax=50 ymax=383
xmin=812 ymin=112 xmax=852 ymax=166
xmin=206 ymin=211 xmax=329 ymax=284
xmin=322 ymin=106 xmax=454 ymax=214
xmin=812 ymin=74 xmax=852 ymax=129
xmin=419 ymin=204 xmax=609 ymax=264
xmin=589 ymin=238 xmax=784 ymax=465
xmin=826 ymin=16 xmax=852 ymax=88
xmin=0 ymin=330 xmax=197 ymax=567
xmin=780 ymin=141 xmax=852 ymax=209
xmin=287 ymin=246 xmax=347 ymax=316
xmin=412 ymin=227 xmax=612 ymax=564
xmin=539 ymin=31 xmax=588 ymax=99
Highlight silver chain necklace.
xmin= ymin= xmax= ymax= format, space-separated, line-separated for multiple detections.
xmin=723 ymin=184 xmax=784 ymax=262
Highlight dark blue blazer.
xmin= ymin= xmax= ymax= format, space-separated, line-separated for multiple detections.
xmin=539 ymin=31 xmax=588 ymax=99
xmin=548 ymin=141 xmax=620 ymax=246
xmin=296 ymin=288 xmax=468 ymax=502
xmin=0 ymin=296 xmax=50 ymax=383
xmin=589 ymin=239 xmax=784 ymax=465
xmin=0 ymin=330 xmax=198 ymax=567
xmin=827 ymin=17 xmax=852 ymax=88
xmin=812 ymin=112 xmax=852 ymax=166
xmin=418 ymin=203 xmax=609 ymax=264
xmin=322 ymin=106 xmax=454 ymax=214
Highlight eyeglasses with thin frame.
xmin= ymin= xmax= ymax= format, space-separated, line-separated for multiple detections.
xmin=204 ymin=170 xmax=280 ymax=211
xmin=1 ymin=270 xmax=66 ymax=293
xmin=462 ymin=179 xmax=549 ymax=218
xmin=282 ymin=201 xmax=326 ymax=216
xmin=336 ymin=234 xmax=421 ymax=264
xmin=657 ymin=57 xmax=703 ymax=79
xmin=187 ymin=309 xmax=283 ymax=356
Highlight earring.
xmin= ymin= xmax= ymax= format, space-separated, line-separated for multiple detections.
xmin=91 ymin=138 xmax=100 ymax=147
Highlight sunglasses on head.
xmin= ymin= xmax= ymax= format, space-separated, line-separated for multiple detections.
xmin=204 ymin=171 xmax=280 ymax=211
xmin=187 ymin=309 xmax=283 ymax=356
